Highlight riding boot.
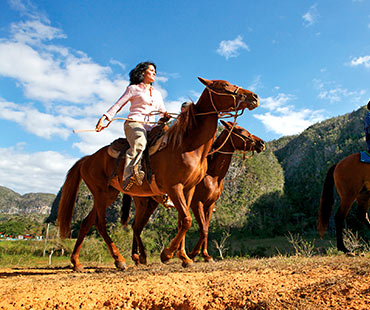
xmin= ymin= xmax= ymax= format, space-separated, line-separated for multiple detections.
xmin=122 ymin=151 xmax=145 ymax=190
xmin=122 ymin=154 xmax=136 ymax=191
xmin=131 ymin=150 xmax=145 ymax=185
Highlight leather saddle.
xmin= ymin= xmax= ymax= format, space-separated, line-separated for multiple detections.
xmin=107 ymin=123 xmax=169 ymax=185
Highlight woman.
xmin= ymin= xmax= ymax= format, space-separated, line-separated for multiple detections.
xmin=96 ymin=61 xmax=169 ymax=189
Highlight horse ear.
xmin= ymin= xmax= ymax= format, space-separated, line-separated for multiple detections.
xmin=220 ymin=120 xmax=233 ymax=129
xmin=198 ymin=77 xmax=212 ymax=87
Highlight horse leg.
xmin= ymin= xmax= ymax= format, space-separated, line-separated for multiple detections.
xmin=132 ymin=197 xmax=158 ymax=265
xmin=71 ymin=209 xmax=97 ymax=272
xmin=161 ymin=185 xmax=194 ymax=267
xmin=94 ymin=204 xmax=127 ymax=270
xmin=200 ymin=203 xmax=215 ymax=262
xmin=335 ymin=197 xmax=354 ymax=253
xmin=188 ymin=201 xmax=206 ymax=260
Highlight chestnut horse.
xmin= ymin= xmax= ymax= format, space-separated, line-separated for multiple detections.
xmin=57 ymin=77 xmax=259 ymax=271
xmin=121 ymin=120 xmax=266 ymax=265
xmin=318 ymin=153 xmax=370 ymax=252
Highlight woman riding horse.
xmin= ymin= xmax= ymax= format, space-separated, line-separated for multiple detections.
xmin=57 ymin=77 xmax=259 ymax=271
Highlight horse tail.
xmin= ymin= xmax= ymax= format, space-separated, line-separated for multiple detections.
xmin=318 ymin=164 xmax=336 ymax=237
xmin=57 ymin=157 xmax=87 ymax=239
xmin=120 ymin=194 xmax=132 ymax=227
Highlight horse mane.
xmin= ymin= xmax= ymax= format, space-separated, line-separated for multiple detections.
xmin=166 ymin=102 xmax=197 ymax=149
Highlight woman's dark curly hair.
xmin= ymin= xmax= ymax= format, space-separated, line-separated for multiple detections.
xmin=129 ymin=61 xmax=156 ymax=85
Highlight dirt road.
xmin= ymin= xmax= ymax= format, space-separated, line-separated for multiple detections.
xmin=1 ymin=255 xmax=370 ymax=309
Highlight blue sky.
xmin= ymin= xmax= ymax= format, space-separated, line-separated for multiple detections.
xmin=0 ymin=0 xmax=369 ymax=195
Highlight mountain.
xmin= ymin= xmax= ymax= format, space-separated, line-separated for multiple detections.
xmin=267 ymin=106 xmax=367 ymax=233
xmin=0 ymin=186 xmax=55 ymax=215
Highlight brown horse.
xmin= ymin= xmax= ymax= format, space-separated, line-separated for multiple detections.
xmin=57 ymin=77 xmax=259 ymax=271
xmin=121 ymin=120 xmax=266 ymax=265
xmin=318 ymin=153 xmax=370 ymax=252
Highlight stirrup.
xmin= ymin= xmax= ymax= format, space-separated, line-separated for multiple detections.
xmin=133 ymin=166 xmax=145 ymax=186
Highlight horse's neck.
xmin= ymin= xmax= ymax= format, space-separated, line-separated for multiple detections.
xmin=207 ymin=141 xmax=235 ymax=180
xmin=181 ymin=91 xmax=220 ymax=156
xmin=183 ymin=107 xmax=219 ymax=154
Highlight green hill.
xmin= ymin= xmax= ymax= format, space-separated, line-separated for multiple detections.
xmin=267 ymin=106 xmax=367 ymax=233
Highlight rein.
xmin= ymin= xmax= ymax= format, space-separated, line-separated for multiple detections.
xmin=72 ymin=112 xmax=178 ymax=133
xmin=195 ymin=86 xmax=245 ymax=118
xmin=204 ymin=85 xmax=245 ymax=156
xmin=210 ymin=129 xmax=256 ymax=160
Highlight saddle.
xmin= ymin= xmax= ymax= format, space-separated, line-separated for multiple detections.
xmin=107 ymin=122 xmax=169 ymax=185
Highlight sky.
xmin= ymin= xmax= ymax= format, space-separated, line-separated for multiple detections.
xmin=0 ymin=0 xmax=369 ymax=195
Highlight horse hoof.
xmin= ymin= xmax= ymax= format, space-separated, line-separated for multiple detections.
xmin=115 ymin=260 xmax=127 ymax=270
xmin=139 ymin=255 xmax=147 ymax=265
xmin=182 ymin=260 xmax=194 ymax=268
xmin=132 ymin=254 xmax=140 ymax=266
xmin=204 ymin=257 xmax=214 ymax=263
xmin=73 ymin=265 xmax=84 ymax=272
xmin=160 ymin=248 xmax=172 ymax=264
xmin=346 ymin=252 xmax=356 ymax=257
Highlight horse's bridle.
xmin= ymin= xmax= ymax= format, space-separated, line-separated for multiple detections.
xmin=212 ymin=129 xmax=257 ymax=160
xmin=200 ymin=83 xmax=251 ymax=155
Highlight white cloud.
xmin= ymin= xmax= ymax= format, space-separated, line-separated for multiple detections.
xmin=302 ymin=4 xmax=319 ymax=27
xmin=248 ymin=75 xmax=263 ymax=93
xmin=216 ymin=35 xmax=249 ymax=60
xmin=254 ymin=93 xmax=324 ymax=136
xmin=0 ymin=19 xmax=129 ymax=105
xmin=0 ymin=99 xmax=81 ymax=139
xmin=109 ymin=58 xmax=126 ymax=71
xmin=8 ymin=0 xmax=46 ymax=21
xmin=350 ymin=55 xmax=370 ymax=68
xmin=0 ymin=146 xmax=77 ymax=194
xmin=313 ymin=79 xmax=366 ymax=104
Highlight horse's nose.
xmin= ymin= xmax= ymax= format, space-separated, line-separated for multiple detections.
xmin=253 ymin=94 xmax=260 ymax=107
xmin=260 ymin=141 xmax=266 ymax=150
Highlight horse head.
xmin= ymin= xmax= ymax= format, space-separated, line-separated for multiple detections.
xmin=220 ymin=120 xmax=266 ymax=153
xmin=198 ymin=77 xmax=260 ymax=113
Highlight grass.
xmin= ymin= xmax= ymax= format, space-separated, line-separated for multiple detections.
xmin=0 ymin=231 xmax=369 ymax=269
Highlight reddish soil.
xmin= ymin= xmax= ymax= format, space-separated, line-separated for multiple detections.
xmin=1 ymin=255 xmax=370 ymax=309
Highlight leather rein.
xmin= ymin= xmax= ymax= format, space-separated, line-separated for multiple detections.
xmin=202 ymin=85 xmax=248 ymax=156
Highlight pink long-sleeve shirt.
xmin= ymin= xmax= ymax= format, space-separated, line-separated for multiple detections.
xmin=104 ymin=83 xmax=166 ymax=130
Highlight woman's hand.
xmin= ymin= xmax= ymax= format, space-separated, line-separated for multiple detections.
xmin=158 ymin=112 xmax=171 ymax=124
xmin=96 ymin=115 xmax=107 ymax=132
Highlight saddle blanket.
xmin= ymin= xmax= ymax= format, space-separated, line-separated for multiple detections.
xmin=360 ymin=151 xmax=370 ymax=163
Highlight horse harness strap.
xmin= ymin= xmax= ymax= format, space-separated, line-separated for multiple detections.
xmin=207 ymin=120 xmax=237 ymax=156
xmin=211 ymin=130 xmax=255 ymax=160
xmin=195 ymin=86 xmax=245 ymax=118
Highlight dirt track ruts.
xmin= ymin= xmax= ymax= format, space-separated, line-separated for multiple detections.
xmin=1 ymin=256 xmax=370 ymax=309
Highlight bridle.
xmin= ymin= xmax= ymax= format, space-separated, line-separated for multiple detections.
xmin=196 ymin=84 xmax=246 ymax=118
xmin=210 ymin=128 xmax=257 ymax=160
xmin=200 ymin=83 xmax=254 ymax=156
